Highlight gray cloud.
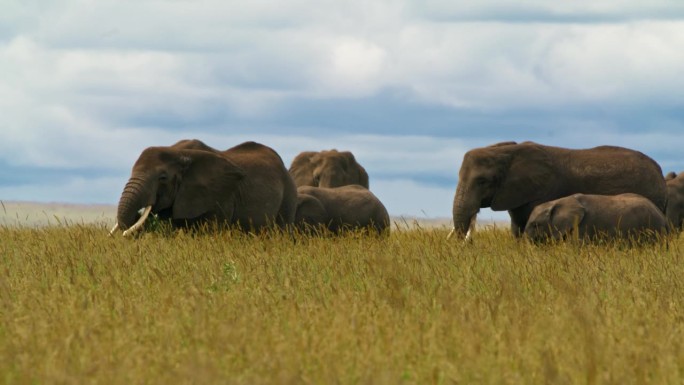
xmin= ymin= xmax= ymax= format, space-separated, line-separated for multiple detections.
xmin=413 ymin=1 xmax=684 ymax=22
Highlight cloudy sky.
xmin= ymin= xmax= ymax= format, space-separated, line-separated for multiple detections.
xmin=2 ymin=1 xmax=683 ymax=220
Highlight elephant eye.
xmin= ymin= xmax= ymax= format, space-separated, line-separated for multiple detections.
xmin=159 ymin=173 xmax=168 ymax=182
xmin=475 ymin=177 xmax=489 ymax=185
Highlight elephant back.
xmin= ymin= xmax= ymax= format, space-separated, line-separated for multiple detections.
xmin=563 ymin=145 xmax=667 ymax=212
xmin=223 ymin=141 xmax=297 ymax=227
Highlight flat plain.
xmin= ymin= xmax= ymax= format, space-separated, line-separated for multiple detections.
xmin=1 ymin=203 xmax=683 ymax=384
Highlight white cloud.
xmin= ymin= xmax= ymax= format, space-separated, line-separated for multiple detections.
xmin=316 ymin=37 xmax=388 ymax=97
xmin=2 ymin=1 xmax=684 ymax=216
xmin=5 ymin=1 xmax=682 ymax=114
xmin=385 ymin=21 xmax=684 ymax=109
xmin=537 ymin=22 xmax=684 ymax=103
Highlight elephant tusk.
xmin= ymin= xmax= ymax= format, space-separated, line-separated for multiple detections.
xmin=122 ymin=205 xmax=152 ymax=237
xmin=108 ymin=222 xmax=119 ymax=237
xmin=446 ymin=216 xmax=477 ymax=241
xmin=465 ymin=215 xmax=477 ymax=242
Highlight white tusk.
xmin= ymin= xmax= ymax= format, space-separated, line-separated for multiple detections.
xmin=108 ymin=222 xmax=119 ymax=237
xmin=464 ymin=216 xmax=477 ymax=242
xmin=447 ymin=215 xmax=477 ymax=241
xmin=122 ymin=205 xmax=152 ymax=237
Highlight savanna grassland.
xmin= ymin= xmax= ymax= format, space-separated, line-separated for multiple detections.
xmin=1 ymin=222 xmax=684 ymax=384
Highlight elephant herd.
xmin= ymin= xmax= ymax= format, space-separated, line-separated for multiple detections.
xmin=108 ymin=140 xmax=388 ymax=237
xmin=451 ymin=141 xmax=677 ymax=243
xmin=109 ymin=139 xmax=683 ymax=244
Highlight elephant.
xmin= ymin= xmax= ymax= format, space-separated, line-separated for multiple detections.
xmin=294 ymin=185 xmax=389 ymax=234
xmin=451 ymin=141 xmax=667 ymax=238
xmin=109 ymin=139 xmax=297 ymax=236
xmin=665 ymin=171 xmax=684 ymax=230
xmin=524 ymin=193 xmax=669 ymax=243
xmin=289 ymin=150 xmax=369 ymax=188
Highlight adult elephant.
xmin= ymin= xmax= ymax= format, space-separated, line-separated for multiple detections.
xmin=110 ymin=140 xmax=297 ymax=236
xmin=524 ymin=193 xmax=669 ymax=243
xmin=289 ymin=150 xmax=369 ymax=188
xmin=295 ymin=185 xmax=389 ymax=234
xmin=665 ymin=171 xmax=684 ymax=230
xmin=451 ymin=141 xmax=667 ymax=238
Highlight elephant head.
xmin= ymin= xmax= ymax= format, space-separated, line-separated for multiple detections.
xmin=451 ymin=141 xmax=554 ymax=237
xmin=665 ymin=171 xmax=684 ymax=230
xmin=289 ymin=150 xmax=369 ymax=188
xmin=112 ymin=145 xmax=245 ymax=236
xmin=294 ymin=192 xmax=328 ymax=233
xmin=524 ymin=196 xmax=585 ymax=242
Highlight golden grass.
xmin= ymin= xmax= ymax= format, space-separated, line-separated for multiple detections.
xmin=1 ymin=224 xmax=683 ymax=384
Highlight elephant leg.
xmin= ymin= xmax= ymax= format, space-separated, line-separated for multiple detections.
xmin=277 ymin=196 xmax=297 ymax=229
xmin=508 ymin=205 xmax=533 ymax=238
xmin=510 ymin=221 xmax=522 ymax=237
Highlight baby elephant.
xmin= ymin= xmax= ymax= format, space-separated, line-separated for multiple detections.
xmin=295 ymin=185 xmax=390 ymax=234
xmin=524 ymin=193 xmax=669 ymax=243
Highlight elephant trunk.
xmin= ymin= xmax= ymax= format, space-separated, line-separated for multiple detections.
xmin=318 ymin=172 xmax=340 ymax=188
xmin=317 ymin=160 xmax=345 ymax=188
xmin=116 ymin=175 xmax=154 ymax=230
xmin=451 ymin=184 xmax=478 ymax=238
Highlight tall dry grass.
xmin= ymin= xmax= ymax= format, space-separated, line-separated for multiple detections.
xmin=1 ymin=224 xmax=683 ymax=384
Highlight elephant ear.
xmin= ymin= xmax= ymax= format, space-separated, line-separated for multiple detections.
xmin=491 ymin=145 xmax=554 ymax=211
xmin=340 ymin=151 xmax=354 ymax=171
xmin=531 ymin=203 xmax=556 ymax=227
xmin=289 ymin=151 xmax=317 ymax=186
xmin=295 ymin=193 xmax=328 ymax=225
xmin=550 ymin=196 xmax=586 ymax=234
xmin=357 ymin=164 xmax=369 ymax=189
xmin=341 ymin=151 xmax=369 ymax=188
xmin=173 ymin=150 xmax=245 ymax=220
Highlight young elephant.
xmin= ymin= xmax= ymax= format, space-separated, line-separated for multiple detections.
xmin=295 ymin=185 xmax=389 ymax=234
xmin=665 ymin=171 xmax=684 ymax=230
xmin=524 ymin=193 xmax=669 ymax=243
